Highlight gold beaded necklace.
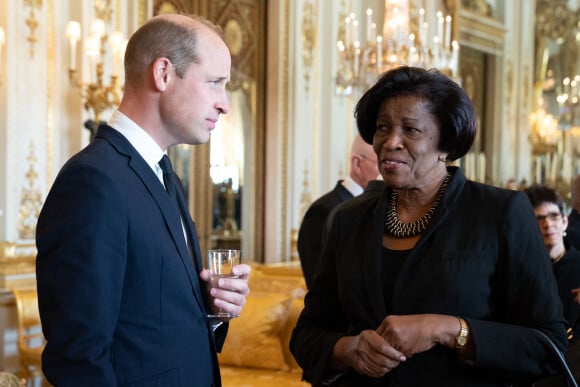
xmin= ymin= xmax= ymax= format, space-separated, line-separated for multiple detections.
xmin=384 ymin=173 xmax=451 ymax=238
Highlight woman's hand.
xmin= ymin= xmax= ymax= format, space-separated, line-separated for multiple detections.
xmin=376 ymin=314 xmax=459 ymax=357
xmin=199 ymin=264 xmax=251 ymax=320
xmin=330 ymin=330 xmax=406 ymax=378
xmin=572 ymin=288 xmax=580 ymax=304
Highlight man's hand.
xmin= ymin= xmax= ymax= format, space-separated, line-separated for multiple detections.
xmin=200 ymin=264 xmax=251 ymax=320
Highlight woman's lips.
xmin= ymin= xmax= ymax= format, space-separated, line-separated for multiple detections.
xmin=382 ymin=159 xmax=405 ymax=169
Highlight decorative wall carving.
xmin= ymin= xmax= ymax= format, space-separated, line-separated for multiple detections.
xmin=301 ymin=0 xmax=316 ymax=94
xmin=535 ymin=0 xmax=577 ymax=42
xmin=460 ymin=0 xmax=492 ymax=17
xmin=18 ymin=143 xmax=43 ymax=241
xmin=23 ymin=0 xmax=43 ymax=58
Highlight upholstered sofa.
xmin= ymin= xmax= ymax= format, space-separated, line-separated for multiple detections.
xmin=219 ymin=262 xmax=310 ymax=387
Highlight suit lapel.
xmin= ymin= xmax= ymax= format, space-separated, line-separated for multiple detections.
xmin=174 ymin=179 xmax=204 ymax=274
xmin=97 ymin=126 xmax=207 ymax=312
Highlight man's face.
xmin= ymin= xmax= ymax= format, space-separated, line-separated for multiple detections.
xmin=161 ymin=26 xmax=231 ymax=146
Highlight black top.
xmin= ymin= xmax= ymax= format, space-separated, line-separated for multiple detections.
xmin=566 ymin=209 xmax=580 ymax=250
xmin=553 ymin=244 xmax=580 ymax=342
xmin=382 ymin=247 xmax=410 ymax=315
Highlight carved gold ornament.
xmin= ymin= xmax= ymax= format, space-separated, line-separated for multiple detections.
xmin=224 ymin=19 xmax=244 ymax=56
xmin=23 ymin=0 xmax=43 ymax=58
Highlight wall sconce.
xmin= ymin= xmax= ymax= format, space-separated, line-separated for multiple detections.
xmin=65 ymin=3 xmax=126 ymax=140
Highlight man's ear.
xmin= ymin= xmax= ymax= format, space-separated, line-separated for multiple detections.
xmin=152 ymin=57 xmax=172 ymax=92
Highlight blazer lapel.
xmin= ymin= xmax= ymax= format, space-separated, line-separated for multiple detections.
xmin=97 ymin=126 xmax=207 ymax=312
xmin=174 ymin=184 xmax=205 ymax=274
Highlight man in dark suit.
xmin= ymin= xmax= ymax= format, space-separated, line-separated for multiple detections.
xmin=297 ymin=135 xmax=380 ymax=288
xmin=35 ymin=14 xmax=251 ymax=386
xmin=567 ymin=175 xmax=580 ymax=248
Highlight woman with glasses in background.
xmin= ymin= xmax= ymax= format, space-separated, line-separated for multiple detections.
xmin=525 ymin=184 xmax=580 ymax=384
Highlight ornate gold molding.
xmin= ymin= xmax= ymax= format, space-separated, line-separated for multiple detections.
xmin=23 ymin=0 xmax=43 ymax=58
xmin=0 ymin=242 xmax=36 ymax=288
xmin=301 ymin=0 xmax=316 ymax=94
xmin=458 ymin=7 xmax=506 ymax=56
xmin=47 ymin=0 xmax=54 ymax=184
xmin=281 ymin=0 xmax=289 ymax=259
xmin=535 ymin=0 xmax=577 ymax=42
xmin=18 ymin=142 xmax=43 ymax=241
xmin=299 ymin=161 xmax=311 ymax=221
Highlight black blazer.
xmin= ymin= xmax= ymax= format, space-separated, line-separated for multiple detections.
xmin=291 ymin=167 xmax=567 ymax=386
xmin=36 ymin=125 xmax=226 ymax=386
xmin=298 ymin=181 xmax=354 ymax=288
xmin=566 ymin=209 xmax=580 ymax=249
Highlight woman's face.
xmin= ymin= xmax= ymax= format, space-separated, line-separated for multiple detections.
xmin=372 ymin=95 xmax=447 ymax=191
xmin=533 ymin=202 xmax=568 ymax=250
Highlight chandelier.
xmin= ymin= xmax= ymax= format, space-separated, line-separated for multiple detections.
xmin=65 ymin=1 xmax=127 ymax=140
xmin=557 ymin=75 xmax=580 ymax=130
xmin=335 ymin=0 xmax=459 ymax=95
xmin=529 ymin=97 xmax=561 ymax=154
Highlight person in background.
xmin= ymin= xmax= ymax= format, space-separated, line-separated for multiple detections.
xmin=290 ymin=66 xmax=567 ymax=386
xmin=297 ymin=134 xmax=381 ymax=288
xmin=524 ymin=184 xmax=580 ymax=383
xmin=36 ymin=14 xmax=251 ymax=386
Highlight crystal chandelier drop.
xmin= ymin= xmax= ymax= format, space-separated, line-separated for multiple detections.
xmin=335 ymin=0 xmax=460 ymax=95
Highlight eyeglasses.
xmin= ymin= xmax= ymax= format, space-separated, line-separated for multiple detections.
xmin=535 ymin=212 xmax=562 ymax=222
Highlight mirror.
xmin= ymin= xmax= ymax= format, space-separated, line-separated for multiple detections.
xmin=209 ymin=86 xmax=252 ymax=251
xmin=155 ymin=0 xmax=266 ymax=262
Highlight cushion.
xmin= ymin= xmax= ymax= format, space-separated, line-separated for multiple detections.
xmin=281 ymin=297 xmax=305 ymax=371
xmin=219 ymin=291 xmax=292 ymax=370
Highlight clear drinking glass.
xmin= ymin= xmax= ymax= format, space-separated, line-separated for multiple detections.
xmin=205 ymin=249 xmax=241 ymax=319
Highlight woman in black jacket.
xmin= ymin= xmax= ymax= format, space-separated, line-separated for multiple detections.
xmin=290 ymin=66 xmax=567 ymax=386
xmin=525 ymin=184 xmax=580 ymax=383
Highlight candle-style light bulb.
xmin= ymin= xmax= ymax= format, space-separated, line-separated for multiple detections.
xmin=66 ymin=21 xmax=81 ymax=71
xmin=90 ymin=19 xmax=106 ymax=38
xmin=445 ymin=15 xmax=452 ymax=51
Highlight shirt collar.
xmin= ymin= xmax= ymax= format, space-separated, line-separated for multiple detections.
xmin=341 ymin=176 xmax=364 ymax=197
xmin=108 ymin=110 xmax=165 ymax=172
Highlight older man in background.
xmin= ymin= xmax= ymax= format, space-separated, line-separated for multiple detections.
xmin=297 ymin=134 xmax=381 ymax=289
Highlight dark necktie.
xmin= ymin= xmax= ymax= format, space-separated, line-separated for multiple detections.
xmin=159 ymin=155 xmax=177 ymax=200
xmin=159 ymin=155 xmax=196 ymax=262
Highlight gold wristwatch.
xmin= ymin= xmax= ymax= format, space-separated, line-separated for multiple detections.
xmin=455 ymin=317 xmax=469 ymax=350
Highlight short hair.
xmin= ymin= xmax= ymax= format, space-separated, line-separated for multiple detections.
xmin=524 ymin=184 xmax=565 ymax=215
xmin=124 ymin=14 xmax=224 ymax=86
xmin=354 ymin=66 xmax=477 ymax=161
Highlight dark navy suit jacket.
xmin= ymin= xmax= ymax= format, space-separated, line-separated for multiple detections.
xmin=297 ymin=181 xmax=354 ymax=289
xmin=36 ymin=125 xmax=226 ymax=386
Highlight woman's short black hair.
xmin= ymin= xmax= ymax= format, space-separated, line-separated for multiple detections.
xmin=524 ymin=184 xmax=565 ymax=215
xmin=354 ymin=66 xmax=477 ymax=161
